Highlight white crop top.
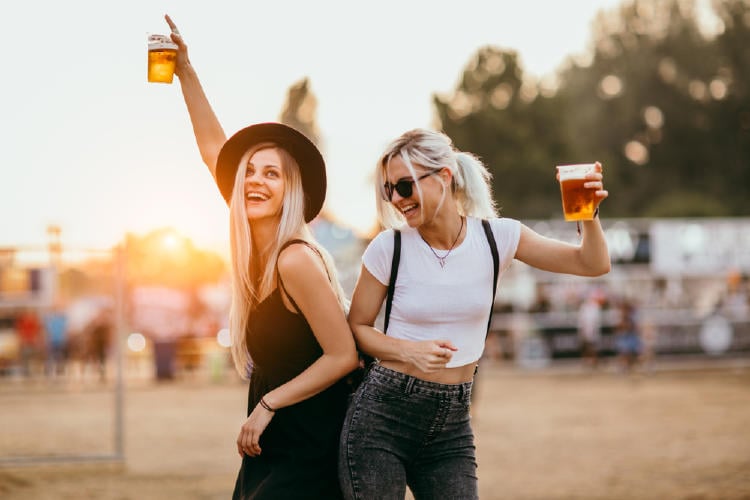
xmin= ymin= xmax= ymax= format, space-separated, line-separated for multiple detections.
xmin=362 ymin=216 xmax=521 ymax=367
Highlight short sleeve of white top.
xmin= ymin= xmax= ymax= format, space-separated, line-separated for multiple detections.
xmin=362 ymin=216 xmax=521 ymax=368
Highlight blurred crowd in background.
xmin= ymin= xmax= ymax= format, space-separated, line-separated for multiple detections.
xmin=1 ymin=216 xmax=748 ymax=384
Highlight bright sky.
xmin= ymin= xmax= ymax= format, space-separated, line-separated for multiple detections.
xmin=1 ymin=0 xmax=627 ymax=256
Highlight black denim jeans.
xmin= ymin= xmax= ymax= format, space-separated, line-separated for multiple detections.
xmin=339 ymin=364 xmax=478 ymax=500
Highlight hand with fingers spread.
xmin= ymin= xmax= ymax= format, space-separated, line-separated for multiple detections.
xmin=236 ymin=398 xmax=276 ymax=458
xmin=403 ymin=340 xmax=458 ymax=373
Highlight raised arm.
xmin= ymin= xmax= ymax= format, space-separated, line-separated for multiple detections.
xmin=515 ymin=162 xmax=611 ymax=276
xmin=165 ymin=14 xmax=226 ymax=178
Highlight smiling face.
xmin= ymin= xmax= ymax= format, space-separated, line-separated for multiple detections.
xmin=243 ymin=147 xmax=286 ymax=223
xmin=384 ymin=156 xmax=448 ymax=227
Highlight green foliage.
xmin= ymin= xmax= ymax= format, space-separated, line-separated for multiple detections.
xmin=643 ymin=190 xmax=731 ymax=217
xmin=434 ymin=0 xmax=750 ymax=218
xmin=434 ymin=48 xmax=574 ymax=218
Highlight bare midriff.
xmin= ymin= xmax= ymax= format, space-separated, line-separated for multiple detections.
xmin=379 ymin=359 xmax=477 ymax=384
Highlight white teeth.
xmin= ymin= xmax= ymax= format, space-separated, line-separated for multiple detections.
xmin=400 ymin=204 xmax=417 ymax=213
xmin=246 ymin=192 xmax=268 ymax=200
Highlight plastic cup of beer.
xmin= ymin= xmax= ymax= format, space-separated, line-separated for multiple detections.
xmin=147 ymin=34 xmax=178 ymax=84
xmin=556 ymin=163 xmax=597 ymax=221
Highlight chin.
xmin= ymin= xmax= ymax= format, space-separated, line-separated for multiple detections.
xmin=403 ymin=210 xmax=423 ymax=227
xmin=245 ymin=209 xmax=277 ymax=222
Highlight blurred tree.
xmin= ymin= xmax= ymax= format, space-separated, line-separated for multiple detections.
xmin=279 ymin=77 xmax=322 ymax=147
xmin=558 ymin=0 xmax=737 ymax=217
xmin=710 ymin=0 xmax=750 ymax=213
xmin=435 ymin=0 xmax=750 ymax=218
xmin=279 ymin=77 xmax=341 ymax=222
xmin=434 ymin=47 xmax=574 ymax=219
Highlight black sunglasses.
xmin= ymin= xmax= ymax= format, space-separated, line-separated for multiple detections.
xmin=382 ymin=171 xmax=439 ymax=201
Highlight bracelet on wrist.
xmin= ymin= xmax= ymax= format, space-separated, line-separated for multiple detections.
xmin=259 ymin=397 xmax=276 ymax=412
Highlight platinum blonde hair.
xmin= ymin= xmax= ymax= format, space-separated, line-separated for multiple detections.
xmin=227 ymin=143 xmax=348 ymax=379
xmin=375 ymin=128 xmax=498 ymax=228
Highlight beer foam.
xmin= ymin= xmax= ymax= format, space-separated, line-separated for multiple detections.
xmin=148 ymin=34 xmax=177 ymax=51
xmin=557 ymin=163 xmax=594 ymax=181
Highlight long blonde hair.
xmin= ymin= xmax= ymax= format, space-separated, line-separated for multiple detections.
xmin=227 ymin=144 xmax=347 ymax=379
xmin=375 ymin=128 xmax=498 ymax=228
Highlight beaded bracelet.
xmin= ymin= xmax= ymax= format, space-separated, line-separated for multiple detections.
xmin=259 ymin=397 xmax=276 ymax=412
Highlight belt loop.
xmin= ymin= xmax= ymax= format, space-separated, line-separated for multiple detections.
xmin=404 ymin=376 xmax=415 ymax=395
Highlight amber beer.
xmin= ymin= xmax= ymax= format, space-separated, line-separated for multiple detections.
xmin=557 ymin=164 xmax=597 ymax=221
xmin=147 ymin=34 xmax=177 ymax=84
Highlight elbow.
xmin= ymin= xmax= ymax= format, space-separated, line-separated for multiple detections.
xmin=324 ymin=349 xmax=360 ymax=381
xmin=577 ymin=249 xmax=611 ymax=277
xmin=335 ymin=349 xmax=361 ymax=380
xmin=340 ymin=330 xmax=363 ymax=374
xmin=587 ymin=260 xmax=611 ymax=277
xmin=345 ymin=351 xmax=361 ymax=374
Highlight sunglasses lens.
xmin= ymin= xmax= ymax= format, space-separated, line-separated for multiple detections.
xmin=394 ymin=181 xmax=413 ymax=199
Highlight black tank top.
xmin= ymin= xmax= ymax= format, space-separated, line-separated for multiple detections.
xmin=243 ymin=240 xmax=348 ymax=456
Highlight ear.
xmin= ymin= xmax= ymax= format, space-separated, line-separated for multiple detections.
xmin=438 ymin=167 xmax=453 ymax=186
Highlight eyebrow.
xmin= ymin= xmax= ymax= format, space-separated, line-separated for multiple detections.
xmin=247 ymin=162 xmax=281 ymax=170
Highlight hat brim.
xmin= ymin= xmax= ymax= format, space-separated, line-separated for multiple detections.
xmin=215 ymin=122 xmax=326 ymax=222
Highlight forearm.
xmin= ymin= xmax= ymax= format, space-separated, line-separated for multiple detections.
xmin=174 ymin=61 xmax=227 ymax=176
xmin=261 ymin=351 xmax=359 ymax=410
xmin=578 ymin=217 xmax=611 ymax=275
xmin=351 ymin=323 xmax=407 ymax=363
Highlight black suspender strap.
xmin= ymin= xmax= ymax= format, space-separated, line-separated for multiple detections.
xmin=276 ymin=239 xmax=330 ymax=315
xmin=384 ymin=222 xmax=497 ymax=335
xmin=360 ymin=229 xmax=400 ymax=370
xmin=383 ymin=229 xmax=401 ymax=333
xmin=481 ymin=219 xmax=500 ymax=339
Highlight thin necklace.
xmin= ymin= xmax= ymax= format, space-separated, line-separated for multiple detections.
xmin=420 ymin=216 xmax=464 ymax=269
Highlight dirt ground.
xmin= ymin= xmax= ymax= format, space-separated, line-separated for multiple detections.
xmin=1 ymin=358 xmax=749 ymax=500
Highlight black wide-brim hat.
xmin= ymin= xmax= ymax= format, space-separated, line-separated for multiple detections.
xmin=215 ymin=122 xmax=326 ymax=222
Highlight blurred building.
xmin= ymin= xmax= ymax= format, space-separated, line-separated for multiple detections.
xmin=493 ymin=217 xmax=750 ymax=360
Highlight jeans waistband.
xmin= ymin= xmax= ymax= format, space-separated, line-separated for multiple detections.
xmin=368 ymin=363 xmax=472 ymax=402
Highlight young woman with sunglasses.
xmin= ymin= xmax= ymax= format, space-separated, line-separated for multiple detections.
xmin=164 ymin=16 xmax=359 ymax=499
xmin=339 ymin=129 xmax=610 ymax=499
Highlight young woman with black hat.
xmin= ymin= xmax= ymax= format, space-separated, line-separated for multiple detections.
xmin=339 ymin=129 xmax=610 ymax=499
xmin=164 ymin=15 xmax=358 ymax=499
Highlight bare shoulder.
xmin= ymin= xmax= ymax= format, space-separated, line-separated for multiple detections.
xmin=277 ymin=242 xmax=327 ymax=283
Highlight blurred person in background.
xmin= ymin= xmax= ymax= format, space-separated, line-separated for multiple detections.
xmin=722 ymin=270 xmax=749 ymax=321
xmin=638 ymin=309 xmax=658 ymax=373
xmin=86 ymin=307 xmax=112 ymax=382
xmin=341 ymin=129 xmax=610 ymax=499
xmin=43 ymin=302 xmax=68 ymax=378
xmin=16 ymin=308 xmax=41 ymax=377
xmin=164 ymin=16 xmax=358 ymax=499
xmin=614 ymin=299 xmax=641 ymax=373
xmin=577 ymin=288 xmax=604 ymax=370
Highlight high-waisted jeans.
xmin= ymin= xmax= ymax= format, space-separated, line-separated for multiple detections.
xmin=339 ymin=364 xmax=478 ymax=500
